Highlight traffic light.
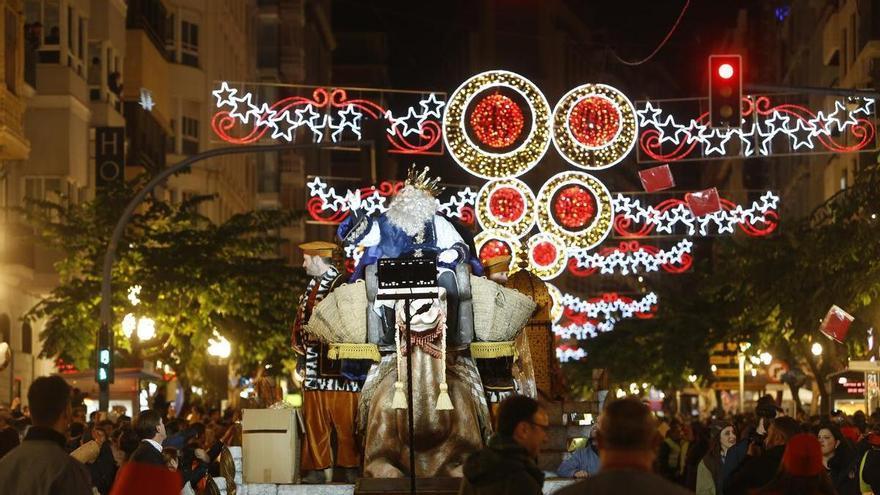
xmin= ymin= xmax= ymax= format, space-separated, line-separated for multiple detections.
xmin=708 ymin=54 xmax=742 ymax=128
xmin=96 ymin=323 xmax=114 ymax=384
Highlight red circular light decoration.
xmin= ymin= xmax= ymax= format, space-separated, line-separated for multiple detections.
xmin=479 ymin=239 xmax=511 ymax=263
xmin=569 ymin=96 xmax=621 ymax=148
xmin=469 ymin=93 xmax=525 ymax=148
xmin=532 ymin=241 xmax=557 ymax=266
xmin=553 ymin=185 xmax=596 ymax=229
xmin=488 ymin=186 xmax=526 ymax=223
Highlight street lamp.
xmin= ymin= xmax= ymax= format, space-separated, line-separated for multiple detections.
xmin=811 ymin=342 xmax=823 ymax=356
xmin=207 ymin=331 xmax=231 ymax=359
xmin=760 ymin=352 xmax=773 ymax=365
xmin=688 ymin=374 xmax=698 ymax=383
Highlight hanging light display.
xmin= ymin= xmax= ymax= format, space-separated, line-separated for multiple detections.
xmin=552 ymin=84 xmax=637 ymax=170
xmin=474 ymin=230 xmax=522 ymax=266
xmin=443 ymin=70 xmax=551 ymax=179
xmin=536 ymin=171 xmax=614 ymax=250
xmin=476 ymin=178 xmax=536 ymax=238
xmin=526 ymin=232 xmax=567 ymax=280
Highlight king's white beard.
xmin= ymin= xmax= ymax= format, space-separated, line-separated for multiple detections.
xmin=386 ymin=187 xmax=438 ymax=236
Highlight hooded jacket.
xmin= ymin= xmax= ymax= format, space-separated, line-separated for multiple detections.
xmin=458 ymin=434 xmax=544 ymax=495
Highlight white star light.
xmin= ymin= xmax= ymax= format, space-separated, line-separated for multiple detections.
xmin=229 ymin=92 xmax=258 ymax=124
xmin=569 ymin=238 xmax=694 ymax=276
xmin=399 ymin=107 xmax=424 ymax=137
xmin=212 ymin=81 xmax=238 ymax=109
xmin=788 ymin=118 xmax=815 ymax=150
xmin=636 ymin=101 xmax=663 ymax=127
xmin=853 ymin=97 xmax=876 ymax=117
xmin=254 ymin=103 xmax=278 ymax=129
xmin=419 ymin=93 xmax=445 ymax=119
xmin=139 ymin=88 xmax=155 ymax=111
xmin=562 ymin=292 xmax=658 ymax=320
xmin=656 ymin=115 xmax=686 ymax=145
xmin=269 ymin=110 xmax=301 ymax=141
xmin=331 ymin=105 xmax=364 ymax=142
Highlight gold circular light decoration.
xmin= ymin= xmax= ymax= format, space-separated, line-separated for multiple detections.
xmin=536 ymin=171 xmax=614 ymax=250
xmin=443 ymin=70 xmax=552 ymax=179
xmin=552 ymin=83 xmax=637 ymax=170
xmin=476 ymin=178 xmax=536 ymax=238
xmin=526 ymin=233 xmax=567 ymax=281
xmin=474 ymin=230 xmax=522 ymax=268
xmin=545 ymin=282 xmax=564 ymax=324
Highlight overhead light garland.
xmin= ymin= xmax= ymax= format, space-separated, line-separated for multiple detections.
xmin=552 ymin=84 xmax=637 ymax=170
xmin=443 ymin=70 xmax=552 ymax=179
xmin=305 ymin=177 xmax=476 ymax=225
xmin=211 ymin=81 xmax=446 ymax=154
xmin=568 ymin=238 xmax=694 ymax=276
xmin=561 ymin=291 xmax=658 ymax=320
xmin=554 ymin=318 xmax=617 ymax=340
xmin=536 ymin=171 xmax=614 ymax=250
xmin=635 ymin=96 xmax=877 ymax=162
xmin=476 ymin=178 xmax=536 ymax=238
xmin=613 ymin=191 xmax=779 ymax=237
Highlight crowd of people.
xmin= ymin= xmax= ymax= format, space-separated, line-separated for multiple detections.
xmin=548 ymin=395 xmax=880 ymax=495
xmin=0 ymin=376 xmax=239 ymax=495
xmin=1 ymin=374 xmax=879 ymax=494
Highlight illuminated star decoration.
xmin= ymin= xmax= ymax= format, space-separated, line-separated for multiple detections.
xmin=561 ymin=292 xmax=658 ymax=320
xmin=306 ymin=176 xmax=475 ymax=222
xmin=612 ymin=191 xmax=780 ymax=236
xmin=139 ymin=88 xmax=155 ymax=112
xmin=635 ymin=96 xmax=877 ymax=161
xmin=211 ymin=82 xmax=446 ymax=145
xmin=569 ymin=238 xmax=694 ymax=275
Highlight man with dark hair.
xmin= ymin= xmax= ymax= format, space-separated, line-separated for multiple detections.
xmin=556 ymin=397 xmax=691 ymax=494
xmin=0 ymin=375 xmax=92 ymax=494
xmin=458 ymin=395 xmax=547 ymax=494
xmin=130 ymin=409 xmax=166 ymax=466
xmin=724 ymin=415 xmax=801 ymax=495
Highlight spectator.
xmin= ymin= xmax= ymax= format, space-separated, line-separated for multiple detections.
xmin=130 ymin=409 xmax=167 ymax=466
xmin=696 ymin=421 xmax=737 ymax=495
xmin=458 ymin=395 xmax=547 ymax=495
xmin=0 ymin=375 xmax=92 ymax=494
xmin=0 ymin=408 xmax=20 ymax=459
xmin=857 ymin=430 xmax=880 ymax=494
xmin=754 ymin=433 xmax=836 ymax=495
xmin=66 ymin=421 xmax=85 ymax=451
xmin=555 ymin=397 xmax=691 ymax=495
xmin=556 ymin=422 xmax=600 ymax=478
xmin=684 ymin=420 xmax=710 ymax=490
xmin=657 ymin=419 xmax=689 ymax=484
xmin=724 ymin=416 xmax=800 ymax=495
xmin=815 ymin=422 xmax=859 ymax=495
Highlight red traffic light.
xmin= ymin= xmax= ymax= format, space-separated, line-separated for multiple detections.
xmin=717 ymin=63 xmax=734 ymax=79
xmin=708 ymin=54 xmax=743 ymax=128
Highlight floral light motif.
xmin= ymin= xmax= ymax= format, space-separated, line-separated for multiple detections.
xmin=469 ymin=93 xmax=526 ymax=148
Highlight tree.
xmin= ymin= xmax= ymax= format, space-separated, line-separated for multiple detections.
xmin=19 ymin=174 xmax=309 ymax=404
xmin=580 ymin=162 xmax=880 ymax=414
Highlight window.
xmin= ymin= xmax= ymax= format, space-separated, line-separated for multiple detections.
xmin=0 ymin=314 xmax=9 ymax=344
xmin=67 ymin=6 xmax=73 ymax=51
xmin=21 ymin=322 xmax=32 ymax=354
xmin=181 ymin=20 xmax=198 ymax=67
xmin=44 ymin=0 xmax=60 ymax=45
xmin=182 ymin=115 xmax=199 ymax=154
xmin=165 ymin=13 xmax=175 ymax=61
xmin=6 ymin=8 xmax=18 ymax=93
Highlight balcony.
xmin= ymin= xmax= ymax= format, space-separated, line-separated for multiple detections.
xmin=842 ymin=40 xmax=880 ymax=88
xmin=0 ymin=89 xmax=30 ymax=160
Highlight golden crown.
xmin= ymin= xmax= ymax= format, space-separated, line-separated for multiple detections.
xmin=405 ymin=165 xmax=444 ymax=197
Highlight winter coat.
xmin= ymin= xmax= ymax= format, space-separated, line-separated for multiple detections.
xmin=0 ymin=426 xmax=92 ymax=495
xmin=458 ymin=434 xmax=544 ymax=495
xmin=723 ymin=444 xmax=785 ymax=495
xmin=696 ymin=460 xmax=716 ymax=495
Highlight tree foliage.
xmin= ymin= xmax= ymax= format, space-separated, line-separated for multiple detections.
xmin=581 ymin=162 xmax=880 ymax=410
xmin=19 ymin=174 xmax=308 ymax=393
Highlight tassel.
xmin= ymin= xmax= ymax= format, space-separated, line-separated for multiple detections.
xmin=436 ymin=382 xmax=453 ymax=411
xmin=392 ymin=381 xmax=407 ymax=409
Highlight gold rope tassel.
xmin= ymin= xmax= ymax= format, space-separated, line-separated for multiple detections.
xmin=435 ymin=316 xmax=454 ymax=411
xmin=393 ymin=317 xmax=407 ymax=409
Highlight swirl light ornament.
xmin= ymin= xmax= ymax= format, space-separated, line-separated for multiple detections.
xmin=536 ymin=171 xmax=614 ymax=250
xmin=552 ymin=84 xmax=637 ymax=170
xmin=476 ymin=178 xmax=536 ymax=238
xmin=443 ymin=70 xmax=552 ymax=179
